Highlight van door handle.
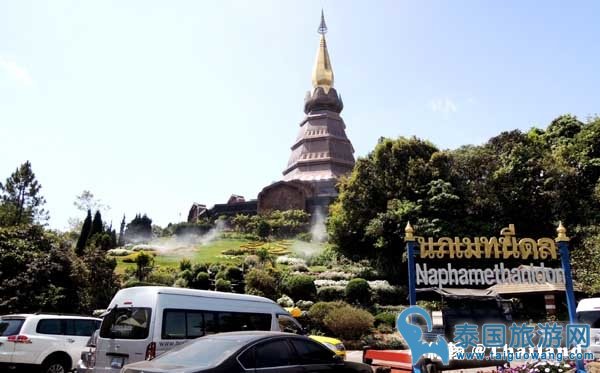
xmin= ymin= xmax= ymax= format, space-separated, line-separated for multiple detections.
xmin=67 ymin=338 xmax=75 ymax=343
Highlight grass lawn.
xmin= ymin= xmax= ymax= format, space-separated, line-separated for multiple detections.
xmin=113 ymin=238 xmax=327 ymax=275
xmin=114 ymin=238 xmax=247 ymax=274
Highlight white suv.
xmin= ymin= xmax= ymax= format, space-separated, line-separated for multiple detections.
xmin=0 ymin=314 xmax=101 ymax=373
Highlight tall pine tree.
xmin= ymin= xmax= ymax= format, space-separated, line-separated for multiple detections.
xmin=0 ymin=161 xmax=47 ymax=226
xmin=90 ymin=210 xmax=104 ymax=238
xmin=76 ymin=210 xmax=92 ymax=255
xmin=118 ymin=215 xmax=126 ymax=246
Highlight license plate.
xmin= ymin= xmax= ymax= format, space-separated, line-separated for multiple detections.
xmin=110 ymin=357 xmax=125 ymax=369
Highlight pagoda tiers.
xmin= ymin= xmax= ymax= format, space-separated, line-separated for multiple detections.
xmin=188 ymin=12 xmax=356 ymax=221
xmin=258 ymin=11 xmax=355 ymax=214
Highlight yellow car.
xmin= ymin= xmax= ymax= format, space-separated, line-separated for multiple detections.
xmin=284 ymin=307 xmax=346 ymax=360
xmin=309 ymin=335 xmax=347 ymax=359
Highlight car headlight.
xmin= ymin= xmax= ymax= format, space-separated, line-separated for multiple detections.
xmin=322 ymin=342 xmax=346 ymax=352
xmin=323 ymin=342 xmax=338 ymax=351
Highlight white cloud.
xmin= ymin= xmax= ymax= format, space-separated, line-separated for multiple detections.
xmin=429 ymin=97 xmax=457 ymax=118
xmin=0 ymin=56 xmax=33 ymax=86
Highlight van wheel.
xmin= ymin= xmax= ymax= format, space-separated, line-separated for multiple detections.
xmin=42 ymin=358 xmax=68 ymax=373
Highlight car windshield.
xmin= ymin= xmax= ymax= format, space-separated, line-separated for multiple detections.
xmin=577 ymin=311 xmax=600 ymax=328
xmin=100 ymin=307 xmax=151 ymax=339
xmin=0 ymin=319 xmax=24 ymax=336
xmin=153 ymin=337 xmax=242 ymax=368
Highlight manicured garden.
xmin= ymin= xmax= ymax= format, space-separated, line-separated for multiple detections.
xmin=108 ymin=231 xmax=409 ymax=348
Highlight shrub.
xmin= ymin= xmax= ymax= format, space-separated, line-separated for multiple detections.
xmin=244 ymin=255 xmax=260 ymax=268
xmin=277 ymin=295 xmax=294 ymax=308
xmin=221 ymin=248 xmax=247 ymax=256
xmin=282 ymin=275 xmax=316 ymax=301
xmin=173 ymin=278 xmax=188 ymax=288
xmin=318 ymin=271 xmax=353 ymax=280
xmin=317 ymin=286 xmax=345 ymax=302
xmin=216 ymin=266 xmax=244 ymax=283
xmin=373 ymin=285 xmax=405 ymax=306
xmin=190 ymin=272 xmax=210 ymax=290
xmin=374 ymin=312 xmax=397 ymax=328
xmin=245 ymin=269 xmax=278 ymax=300
xmin=314 ymin=279 xmax=349 ymax=288
xmin=354 ymin=266 xmax=378 ymax=280
xmin=168 ymin=221 xmax=213 ymax=236
xmin=323 ymin=305 xmax=374 ymax=340
xmin=179 ymin=258 xmax=192 ymax=272
xmin=307 ymin=301 xmax=348 ymax=333
xmin=123 ymin=280 xmax=164 ymax=288
xmin=178 ymin=269 xmax=194 ymax=282
xmin=345 ymin=278 xmax=371 ymax=305
xmin=291 ymin=263 xmax=309 ymax=272
xmin=134 ymin=251 xmax=155 ymax=281
xmin=276 ymin=256 xmax=306 ymax=266
xmin=192 ymin=263 xmax=209 ymax=273
xmin=417 ymin=300 xmax=442 ymax=311
xmin=295 ymin=300 xmax=314 ymax=311
xmin=215 ymin=279 xmax=232 ymax=292
xmin=296 ymin=232 xmax=312 ymax=242
xmin=255 ymin=220 xmax=271 ymax=240
xmin=208 ymin=263 xmax=223 ymax=278
xmin=146 ymin=267 xmax=176 ymax=286
xmin=107 ymin=248 xmax=132 ymax=256
xmin=306 ymin=247 xmax=338 ymax=266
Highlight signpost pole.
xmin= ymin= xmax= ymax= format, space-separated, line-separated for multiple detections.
xmin=404 ymin=223 xmax=422 ymax=373
xmin=405 ymin=222 xmax=417 ymax=306
xmin=556 ymin=222 xmax=585 ymax=373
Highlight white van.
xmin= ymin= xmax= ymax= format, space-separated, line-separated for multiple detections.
xmin=576 ymin=297 xmax=600 ymax=354
xmin=93 ymin=286 xmax=303 ymax=372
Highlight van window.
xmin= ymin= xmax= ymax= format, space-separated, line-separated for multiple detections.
xmin=37 ymin=319 xmax=63 ymax=335
xmin=0 ymin=319 xmax=24 ymax=336
xmin=277 ymin=314 xmax=303 ymax=334
xmin=577 ymin=311 xmax=600 ymax=328
xmin=162 ymin=309 xmax=271 ymax=339
xmin=100 ymin=307 xmax=151 ymax=339
xmin=65 ymin=319 xmax=101 ymax=336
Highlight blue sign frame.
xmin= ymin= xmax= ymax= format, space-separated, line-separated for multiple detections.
xmin=404 ymin=222 xmax=585 ymax=373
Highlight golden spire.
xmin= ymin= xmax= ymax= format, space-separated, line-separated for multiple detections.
xmin=405 ymin=221 xmax=415 ymax=241
xmin=556 ymin=221 xmax=570 ymax=242
xmin=312 ymin=10 xmax=334 ymax=93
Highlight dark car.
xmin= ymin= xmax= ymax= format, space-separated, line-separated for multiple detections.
xmin=121 ymin=331 xmax=372 ymax=373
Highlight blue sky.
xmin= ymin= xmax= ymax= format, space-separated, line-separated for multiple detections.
xmin=1 ymin=0 xmax=599 ymax=230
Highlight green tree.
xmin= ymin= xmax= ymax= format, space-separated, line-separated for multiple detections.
xmin=245 ymin=269 xmax=278 ymax=299
xmin=134 ymin=251 xmax=154 ymax=281
xmin=255 ymin=220 xmax=271 ymax=241
xmin=81 ymin=245 xmax=120 ymax=312
xmin=0 ymin=161 xmax=47 ymax=226
xmin=90 ymin=210 xmax=104 ymax=238
xmin=124 ymin=214 xmax=153 ymax=243
xmin=328 ymin=115 xmax=600 ymax=292
xmin=328 ymin=137 xmax=462 ymax=281
xmin=0 ymin=225 xmax=85 ymax=313
xmin=73 ymin=190 xmax=109 ymax=213
xmin=118 ymin=215 xmax=126 ymax=246
xmin=75 ymin=210 xmax=92 ymax=256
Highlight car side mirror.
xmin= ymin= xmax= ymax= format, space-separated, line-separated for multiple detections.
xmin=332 ymin=354 xmax=343 ymax=363
xmin=300 ymin=327 xmax=308 ymax=335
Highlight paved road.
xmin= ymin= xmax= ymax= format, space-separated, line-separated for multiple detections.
xmin=346 ymin=351 xmax=498 ymax=373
